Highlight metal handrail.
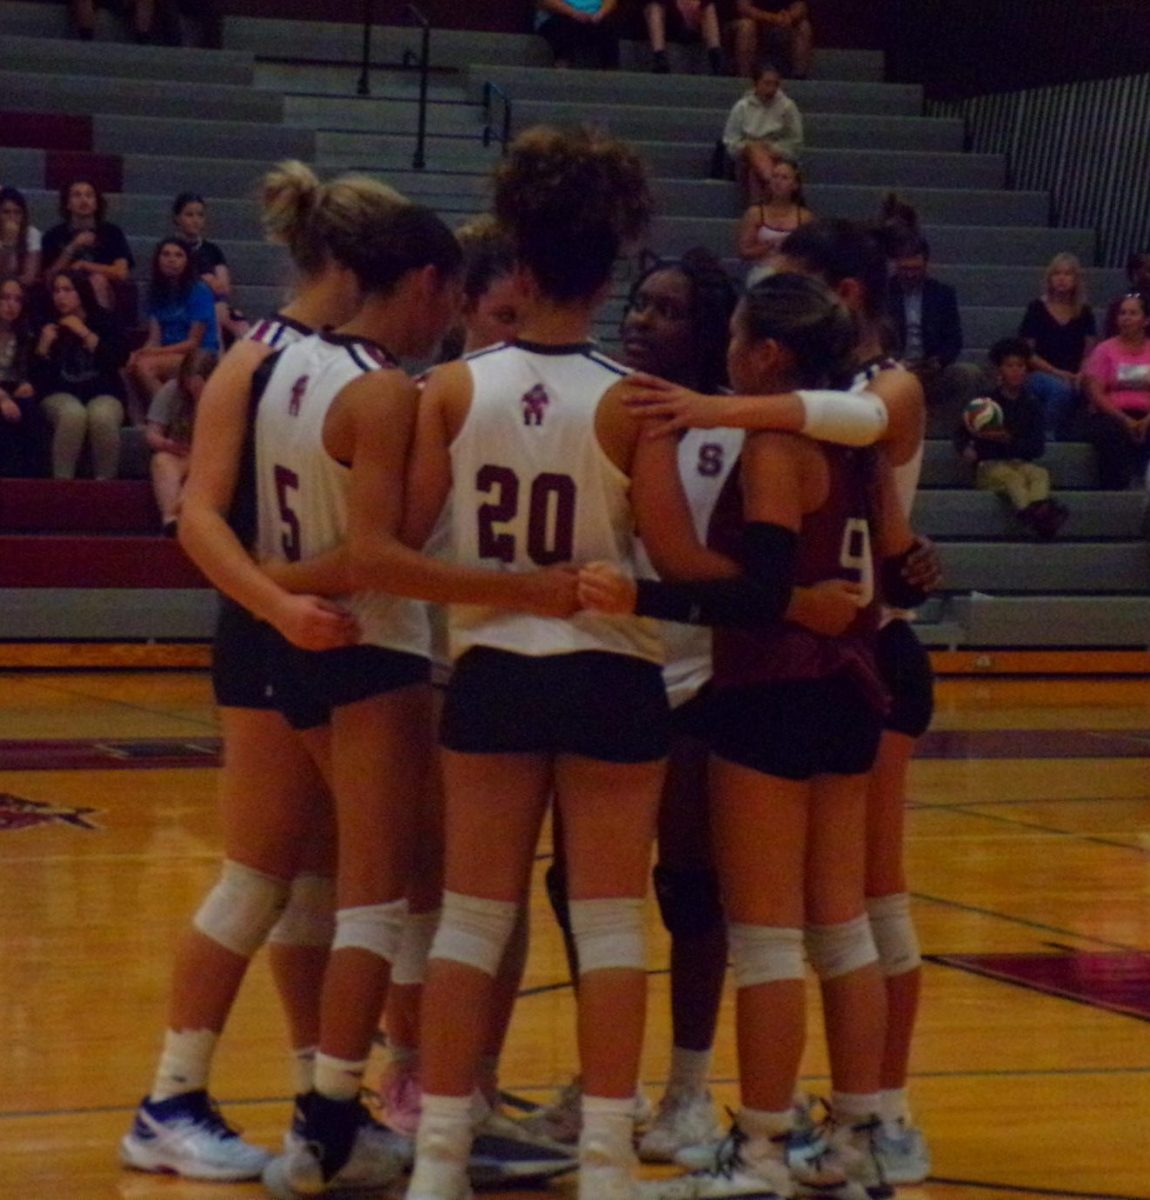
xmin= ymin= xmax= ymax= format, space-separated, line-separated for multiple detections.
xmin=356 ymin=0 xmax=373 ymax=96
xmin=482 ymin=81 xmax=512 ymax=153
xmin=404 ymin=3 xmax=431 ymax=170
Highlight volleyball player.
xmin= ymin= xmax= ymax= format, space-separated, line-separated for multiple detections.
xmin=399 ymin=124 xmax=668 ymax=1200
xmin=253 ymin=197 xmax=588 ymax=1198
xmin=526 ymin=248 xmax=743 ymax=1159
xmin=121 ymin=164 xmax=399 ymax=1182
xmin=580 ymin=272 xmax=930 ymax=1198
xmin=621 ymin=219 xmax=935 ymax=1183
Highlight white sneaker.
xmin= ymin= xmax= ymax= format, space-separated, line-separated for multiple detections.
xmin=517 ymin=1076 xmax=653 ymax=1145
xmin=119 ymin=1090 xmax=270 ymax=1182
xmin=580 ymin=1130 xmax=641 ymax=1200
xmin=793 ymin=1117 xmax=888 ymax=1200
xmin=469 ymin=1109 xmax=578 ymax=1186
xmin=874 ymin=1119 xmax=930 ymax=1185
xmin=640 ymin=1127 xmax=795 ymax=1199
xmin=638 ymin=1089 xmax=724 ymax=1163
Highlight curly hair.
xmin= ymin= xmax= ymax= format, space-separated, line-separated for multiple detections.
xmin=493 ymin=125 xmax=652 ymax=303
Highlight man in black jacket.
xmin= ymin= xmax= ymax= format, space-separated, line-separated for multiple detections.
xmin=888 ymin=235 xmax=985 ymax=435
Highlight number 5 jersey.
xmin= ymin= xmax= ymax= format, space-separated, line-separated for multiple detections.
xmin=447 ymin=338 xmax=662 ymax=665
xmin=253 ymin=330 xmax=431 ymax=659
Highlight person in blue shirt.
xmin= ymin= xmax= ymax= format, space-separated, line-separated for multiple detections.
xmin=536 ymin=0 xmax=620 ymax=68
xmin=127 ymin=237 xmax=219 ymax=422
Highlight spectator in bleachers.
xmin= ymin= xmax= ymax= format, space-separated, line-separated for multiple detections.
xmin=1018 ymin=253 xmax=1096 ymax=439
xmin=70 ymin=0 xmax=156 ymax=43
xmin=145 ymin=347 xmax=215 ymax=535
xmin=887 ymin=232 xmax=984 ymax=437
xmin=1103 ymin=248 xmax=1150 ymax=338
xmin=730 ymin=0 xmax=813 ymax=79
xmin=0 ymin=188 xmax=42 ymax=287
xmin=956 ymin=337 xmax=1068 ymax=539
xmin=32 ymin=269 xmax=128 ymax=480
xmin=172 ymin=192 xmax=246 ymax=344
xmin=0 ymin=276 xmax=43 ymax=477
xmin=644 ymin=0 xmax=724 ymax=74
xmin=41 ymin=179 xmax=134 ymax=313
xmin=736 ymin=154 xmax=813 ymax=286
xmin=127 ymin=238 xmax=220 ymax=421
xmin=1082 ymin=291 xmax=1150 ymax=489
xmin=721 ymin=62 xmax=803 ymax=203
xmin=535 ymin=0 xmax=620 ymax=69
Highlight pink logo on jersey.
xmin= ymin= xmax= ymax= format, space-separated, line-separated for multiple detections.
xmin=521 ymin=384 xmax=550 ymax=426
xmin=289 ymin=375 xmax=309 ymax=416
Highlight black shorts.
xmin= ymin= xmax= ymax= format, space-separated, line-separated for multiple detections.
xmin=265 ymin=632 xmax=430 ymax=732
xmin=440 ymin=647 xmax=670 ymax=764
xmin=210 ymin=598 xmax=276 ymax=711
xmin=671 ymin=685 xmax=715 ymax=743
xmin=876 ymin=619 xmax=934 ymax=739
xmin=707 ymin=674 xmax=883 ymax=781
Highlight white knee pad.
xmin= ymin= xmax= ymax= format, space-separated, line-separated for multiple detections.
xmin=866 ymin=893 xmax=922 ymax=976
xmin=392 ymin=908 xmax=442 ymax=986
xmin=805 ymin=914 xmax=878 ymax=980
xmin=569 ymin=898 xmax=646 ymax=975
xmin=268 ymin=874 xmax=336 ymax=948
xmin=728 ymin=923 xmax=804 ymax=988
xmin=429 ymin=891 xmax=517 ymax=977
xmin=331 ymin=897 xmax=408 ymax=963
xmin=192 ymin=860 xmax=290 ymax=959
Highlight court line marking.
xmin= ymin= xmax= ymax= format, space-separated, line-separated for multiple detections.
xmin=926 ymin=1175 xmax=1150 ymax=1200
xmin=11 ymin=677 xmax=219 ymax=731
xmin=911 ymin=792 xmax=1150 ymax=812
xmin=927 ymin=954 xmax=1150 ymax=1025
xmin=933 ymin=803 xmax=1150 ymax=856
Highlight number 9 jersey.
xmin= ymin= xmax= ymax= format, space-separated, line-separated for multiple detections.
xmin=447 ymin=339 xmax=663 ymax=665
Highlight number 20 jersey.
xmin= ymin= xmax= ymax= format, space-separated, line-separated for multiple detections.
xmin=448 ymin=340 xmax=662 ymax=664
xmin=254 ymin=332 xmax=430 ymax=658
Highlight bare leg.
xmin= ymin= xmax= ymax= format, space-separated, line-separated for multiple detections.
xmin=150 ymin=450 xmax=188 ymax=525
xmin=732 ymin=18 xmax=757 ymax=78
xmin=807 ymin=772 xmax=886 ymax=1097
xmin=791 ymin=17 xmax=814 ymax=77
xmin=556 ymin=754 xmax=664 ymax=1100
xmin=710 ymin=757 xmax=807 ymax=1114
xmin=644 ymin=2 xmax=666 ymax=54
xmin=866 ymin=730 xmax=920 ymax=1090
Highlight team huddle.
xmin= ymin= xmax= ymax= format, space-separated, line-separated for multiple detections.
xmin=119 ymin=125 xmax=939 ymax=1200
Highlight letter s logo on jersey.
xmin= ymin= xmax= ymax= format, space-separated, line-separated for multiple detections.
xmin=697 ymin=443 xmax=724 ymax=476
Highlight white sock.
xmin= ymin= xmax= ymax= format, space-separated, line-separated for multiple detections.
xmin=738 ymin=1105 xmax=792 ymax=1142
xmin=314 ymin=1052 xmax=368 ymax=1101
xmin=879 ymin=1087 xmax=912 ymax=1132
xmin=667 ymin=1046 xmax=712 ymax=1096
xmin=831 ymin=1090 xmax=882 ymax=1125
xmin=291 ymin=1045 xmax=317 ymax=1096
xmin=150 ymin=1029 xmax=218 ymax=1102
xmin=409 ymin=1093 xmax=474 ymax=1199
xmin=581 ymin=1095 xmax=637 ymax=1166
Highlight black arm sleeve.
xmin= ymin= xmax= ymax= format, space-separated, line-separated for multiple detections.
xmin=880 ymin=546 xmax=932 ymax=610
xmin=634 ymin=522 xmax=799 ymax=627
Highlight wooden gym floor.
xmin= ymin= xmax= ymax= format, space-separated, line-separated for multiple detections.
xmin=1 ymin=670 xmax=1148 ymax=1200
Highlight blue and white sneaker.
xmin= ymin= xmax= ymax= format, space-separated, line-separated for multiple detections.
xmin=469 ymin=1111 xmax=578 ymax=1188
xmin=638 ymin=1126 xmax=795 ymax=1199
xmin=873 ymin=1120 xmax=930 ymax=1186
xmin=119 ymin=1090 xmax=270 ymax=1181
xmin=793 ymin=1118 xmax=889 ymax=1200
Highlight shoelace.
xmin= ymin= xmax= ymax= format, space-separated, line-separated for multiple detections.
xmin=186 ymin=1095 xmax=241 ymax=1140
xmin=692 ymin=1118 xmax=750 ymax=1181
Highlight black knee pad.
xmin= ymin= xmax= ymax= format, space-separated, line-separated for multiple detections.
xmin=544 ymin=861 xmax=572 ymax=937
xmin=653 ymin=864 xmax=725 ymax=937
xmin=877 ymin=620 xmax=935 ymax=739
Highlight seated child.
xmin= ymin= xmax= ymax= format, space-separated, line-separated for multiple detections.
xmin=956 ymin=337 xmax=1069 ymax=538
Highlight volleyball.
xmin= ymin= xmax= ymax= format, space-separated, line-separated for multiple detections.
xmin=963 ymin=396 xmax=1004 ymax=433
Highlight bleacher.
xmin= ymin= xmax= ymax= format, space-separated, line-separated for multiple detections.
xmin=1 ymin=1 xmax=1147 ymax=662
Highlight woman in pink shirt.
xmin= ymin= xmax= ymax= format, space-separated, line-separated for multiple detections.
xmin=1083 ymin=292 xmax=1150 ymax=488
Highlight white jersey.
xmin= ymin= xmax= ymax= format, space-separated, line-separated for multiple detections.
xmin=636 ymin=426 xmax=744 ymax=708
xmin=254 ymin=331 xmax=430 ymax=658
xmin=448 ymin=339 xmax=662 ymax=664
xmin=852 ymin=356 xmax=923 ymax=621
xmin=244 ymin=312 xmax=311 ymax=350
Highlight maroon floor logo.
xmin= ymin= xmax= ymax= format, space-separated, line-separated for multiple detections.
xmin=0 ymin=793 xmax=101 ymax=832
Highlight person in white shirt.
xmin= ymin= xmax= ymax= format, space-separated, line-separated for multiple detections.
xmin=721 ymin=63 xmax=804 ymax=203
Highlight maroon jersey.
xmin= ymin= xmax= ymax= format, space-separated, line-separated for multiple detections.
xmin=707 ymin=440 xmax=887 ymax=711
